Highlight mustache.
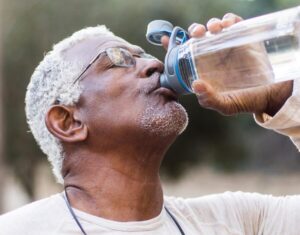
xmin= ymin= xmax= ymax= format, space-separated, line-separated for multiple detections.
xmin=145 ymin=72 xmax=161 ymax=94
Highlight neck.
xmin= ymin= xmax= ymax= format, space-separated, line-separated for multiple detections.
xmin=63 ymin=136 xmax=173 ymax=222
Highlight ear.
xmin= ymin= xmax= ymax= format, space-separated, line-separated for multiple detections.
xmin=45 ymin=105 xmax=88 ymax=143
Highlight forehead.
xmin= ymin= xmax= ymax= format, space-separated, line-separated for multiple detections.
xmin=62 ymin=35 xmax=144 ymax=64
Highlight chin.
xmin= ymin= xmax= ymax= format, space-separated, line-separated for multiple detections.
xmin=138 ymin=101 xmax=189 ymax=137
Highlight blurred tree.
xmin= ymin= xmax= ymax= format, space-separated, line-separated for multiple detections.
xmin=2 ymin=0 xmax=300 ymax=199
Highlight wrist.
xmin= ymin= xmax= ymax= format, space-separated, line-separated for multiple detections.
xmin=265 ymin=80 xmax=293 ymax=116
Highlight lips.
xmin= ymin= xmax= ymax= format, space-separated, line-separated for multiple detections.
xmin=153 ymin=87 xmax=179 ymax=101
xmin=146 ymin=72 xmax=179 ymax=101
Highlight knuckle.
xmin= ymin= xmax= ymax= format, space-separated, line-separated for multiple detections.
xmin=207 ymin=17 xmax=221 ymax=24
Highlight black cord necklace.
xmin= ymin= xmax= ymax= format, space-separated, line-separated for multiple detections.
xmin=63 ymin=190 xmax=185 ymax=235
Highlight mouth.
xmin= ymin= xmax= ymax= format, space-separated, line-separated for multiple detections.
xmin=146 ymin=72 xmax=179 ymax=101
xmin=153 ymin=86 xmax=179 ymax=102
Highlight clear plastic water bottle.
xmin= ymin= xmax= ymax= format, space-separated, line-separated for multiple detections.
xmin=146 ymin=6 xmax=300 ymax=95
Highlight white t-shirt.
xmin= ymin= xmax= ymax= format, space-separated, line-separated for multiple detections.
xmin=1 ymin=191 xmax=300 ymax=235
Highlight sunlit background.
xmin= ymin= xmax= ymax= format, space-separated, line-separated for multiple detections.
xmin=1 ymin=0 xmax=300 ymax=214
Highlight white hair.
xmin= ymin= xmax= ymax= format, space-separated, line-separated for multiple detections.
xmin=25 ymin=26 xmax=115 ymax=183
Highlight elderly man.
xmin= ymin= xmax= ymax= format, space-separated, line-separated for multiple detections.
xmin=1 ymin=14 xmax=300 ymax=234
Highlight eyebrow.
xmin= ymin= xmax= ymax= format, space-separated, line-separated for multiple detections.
xmin=114 ymin=45 xmax=145 ymax=55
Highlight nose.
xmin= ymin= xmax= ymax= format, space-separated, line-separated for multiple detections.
xmin=139 ymin=58 xmax=164 ymax=78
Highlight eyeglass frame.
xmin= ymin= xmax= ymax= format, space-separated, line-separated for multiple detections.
xmin=72 ymin=47 xmax=150 ymax=85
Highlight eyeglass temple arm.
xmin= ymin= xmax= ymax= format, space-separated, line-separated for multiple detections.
xmin=72 ymin=53 xmax=103 ymax=84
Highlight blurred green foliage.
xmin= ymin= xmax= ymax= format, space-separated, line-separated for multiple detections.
xmin=2 ymin=0 xmax=300 ymax=198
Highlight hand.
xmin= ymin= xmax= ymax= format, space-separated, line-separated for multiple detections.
xmin=161 ymin=13 xmax=293 ymax=116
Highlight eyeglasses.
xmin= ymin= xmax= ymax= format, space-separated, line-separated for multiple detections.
xmin=73 ymin=47 xmax=154 ymax=84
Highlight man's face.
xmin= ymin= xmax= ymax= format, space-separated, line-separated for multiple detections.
xmin=63 ymin=35 xmax=188 ymax=146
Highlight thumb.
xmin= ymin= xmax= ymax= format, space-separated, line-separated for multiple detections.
xmin=192 ymin=80 xmax=240 ymax=115
xmin=192 ymin=79 xmax=222 ymax=107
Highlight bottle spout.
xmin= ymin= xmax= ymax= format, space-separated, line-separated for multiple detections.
xmin=159 ymin=73 xmax=172 ymax=90
xmin=159 ymin=72 xmax=192 ymax=96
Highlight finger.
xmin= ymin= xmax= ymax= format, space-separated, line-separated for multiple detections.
xmin=192 ymin=79 xmax=210 ymax=95
xmin=221 ymin=13 xmax=243 ymax=28
xmin=188 ymin=23 xmax=206 ymax=37
xmin=192 ymin=80 xmax=238 ymax=115
xmin=206 ymin=18 xmax=223 ymax=34
xmin=161 ymin=35 xmax=170 ymax=50
xmin=192 ymin=80 xmax=220 ymax=108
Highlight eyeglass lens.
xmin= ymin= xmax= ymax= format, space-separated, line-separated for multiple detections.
xmin=106 ymin=48 xmax=136 ymax=67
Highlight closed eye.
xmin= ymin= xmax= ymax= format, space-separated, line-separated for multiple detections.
xmin=132 ymin=53 xmax=142 ymax=58
xmin=95 ymin=54 xmax=115 ymax=71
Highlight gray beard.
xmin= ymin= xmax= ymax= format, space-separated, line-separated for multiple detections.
xmin=138 ymin=101 xmax=188 ymax=137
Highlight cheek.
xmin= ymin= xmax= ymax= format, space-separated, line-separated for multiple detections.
xmin=81 ymin=78 xmax=145 ymax=130
xmin=103 ymin=80 xmax=125 ymax=99
xmin=100 ymin=76 xmax=147 ymax=115
xmin=82 ymin=71 xmax=132 ymax=106
xmin=100 ymin=72 xmax=137 ymax=99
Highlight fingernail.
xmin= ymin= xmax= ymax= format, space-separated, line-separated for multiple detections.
xmin=188 ymin=23 xmax=198 ymax=34
xmin=223 ymin=13 xmax=234 ymax=19
xmin=192 ymin=81 xmax=203 ymax=93
xmin=207 ymin=18 xmax=219 ymax=24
